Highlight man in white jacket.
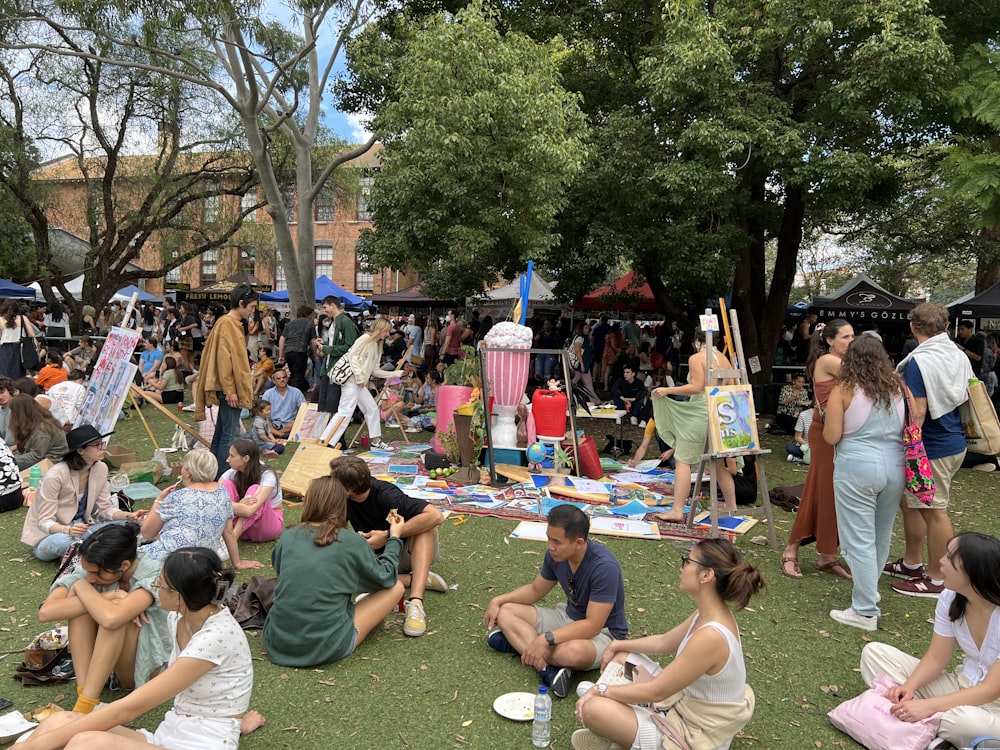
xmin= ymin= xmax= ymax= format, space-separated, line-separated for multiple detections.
xmin=885 ymin=302 xmax=973 ymax=598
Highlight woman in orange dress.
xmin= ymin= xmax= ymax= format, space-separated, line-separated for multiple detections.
xmin=780 ymin=319 xmax=855 ymax=579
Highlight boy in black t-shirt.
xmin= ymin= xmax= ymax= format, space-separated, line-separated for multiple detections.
xmin=329 ymin=455 xmax=447 ymax=638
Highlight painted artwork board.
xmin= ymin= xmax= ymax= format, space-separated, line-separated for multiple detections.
xmin=75 ymin=327 xmax=143 ymax=434
xmin=281 ymin=442 xmax=342 ymax=497
xmin=288 ymin=403 xmax=330 ymax=443
xmin=705 ymin=385 xmax=760 ymax=455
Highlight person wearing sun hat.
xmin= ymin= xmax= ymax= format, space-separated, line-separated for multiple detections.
xmin=20 ymin=424 xmax=141 ymax=561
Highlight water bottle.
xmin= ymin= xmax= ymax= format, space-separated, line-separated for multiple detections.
xmin=531 ymin=685 xmax=551 ymax=748
xmin=29 ymin=465 xmax=41 ymax=489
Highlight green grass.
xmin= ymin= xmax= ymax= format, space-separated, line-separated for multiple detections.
xmin=0 ymin=406 xmax=993 ymax=749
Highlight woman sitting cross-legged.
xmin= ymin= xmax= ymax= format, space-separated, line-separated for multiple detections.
xmin=858 ymin=531 xmax=1000 ymax=750
xmin=573 ymin=538 xmax=765 ymax=750
xmin=18 ymin=546 xmax=262 ymax=750
xmin=141 ymin=450 xmax=263 ymax=571
xmin=21 ymin=425 xmax=140 ymax=561
xmin=37 ymin=524 xmax=171 ymax=715
xmin=263 ymin=475 xmax=406 ymax=667
xmin=141 ymin=356 xmax=185 ymax=406
xmin=220 ymin=438 xmax=284 ymax=544
xmin=9 ymin=393 xmax=69 ymax=470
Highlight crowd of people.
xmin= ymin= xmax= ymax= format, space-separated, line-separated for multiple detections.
xmin=8 ymin=288 xmax=1000 ymax=750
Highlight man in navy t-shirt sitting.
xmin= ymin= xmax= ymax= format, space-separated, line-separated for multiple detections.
xmin=484 ymin=504 xmax=628 ymax=698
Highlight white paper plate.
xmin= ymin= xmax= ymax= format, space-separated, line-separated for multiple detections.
xmin=492 ymin=691 xmax=536 ymax=721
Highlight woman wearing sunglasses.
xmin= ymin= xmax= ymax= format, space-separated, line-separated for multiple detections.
xmin=573 ymin=538 xmax=764 ymax=750
xmin=20 ymin=425 xmax=140 ymax=561
xmin=21 ymin=546 xmax=261 ymax=750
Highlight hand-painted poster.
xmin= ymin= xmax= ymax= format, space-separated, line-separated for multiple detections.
xmin=706 ymin=385 xmax=759 ymax=454
xmin=74 ymin=327 xmax=143 ymax=434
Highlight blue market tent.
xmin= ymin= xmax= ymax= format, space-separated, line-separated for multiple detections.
xmin=0 ymin=279 xmax=35 ymax=298
xmin=114 ymin=284 xmax=161 ymax=303
xmin=259 ymin=275 xmax=371 ymax=310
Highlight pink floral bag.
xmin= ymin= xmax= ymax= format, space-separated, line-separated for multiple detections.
xmin=903 ymin=386 xmax=936 ymax=506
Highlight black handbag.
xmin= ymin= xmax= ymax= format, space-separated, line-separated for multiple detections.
xmin=20 ymin=318 xmax=39 ymax=371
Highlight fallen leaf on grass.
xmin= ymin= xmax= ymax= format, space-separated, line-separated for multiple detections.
xmin=7 ymin=558 xmax=25 ymax=563
xmin=369 ymin=672 xmax=382 ymax=682
xmin=399 ymin=732 xmax=410 ymax=746
xmin=281 ymin=726 xmax=300 ymax=732
xmin=461 ymin=720 xmax=472 ymax=727
xmin=819 ymin=685 xmax=839 ymax=694
xmin=0 ymin=606 xmax=15 ymax=612
xmin=318 ymin=679 xmax=336 ymax=686
xmin=450 ymin=690 xmax=459 ymax=702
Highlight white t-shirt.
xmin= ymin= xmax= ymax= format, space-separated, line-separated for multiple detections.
xmin=170 ymin=608 xmax=252 ymax=717
xmin=46 ymin=381 xmax=87 ymax=425
xmin=934 ymin=588 xmax=1000 ymax=686
xmin=221 ymin=465 xmax=282 ymax=507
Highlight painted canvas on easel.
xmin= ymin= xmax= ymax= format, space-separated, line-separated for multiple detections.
xmin=706 ymin=385 xmax=759 ymax=453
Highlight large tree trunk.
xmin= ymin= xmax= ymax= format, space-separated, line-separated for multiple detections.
xmin=976 ymin=226 xmax=1000 ymax=292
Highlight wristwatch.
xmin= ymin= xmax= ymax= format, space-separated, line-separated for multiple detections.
xmin=544 ymin=631 xmax=556 ymax=647
xmin=597 ymin=683 xmax=608 ymax=697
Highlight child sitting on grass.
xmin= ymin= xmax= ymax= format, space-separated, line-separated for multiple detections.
xmin=250 ymin=399 xmax=285 ymax=457
xmin=252 ymin=346 xmax=276 ymax=395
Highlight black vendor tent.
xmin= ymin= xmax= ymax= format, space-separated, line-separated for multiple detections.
xmin=809 ymin=273 xmax=917 ymax=324
xmin=949 ymin=281 xmax=1000 ymax=323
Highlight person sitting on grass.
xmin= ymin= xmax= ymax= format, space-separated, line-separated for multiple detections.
xmin=573 ymin=538 xmax=764 ymax=750
xmin=19 ymin=546 xmax=264 ymax=750
xmin=858 ymin=531 xmax=1000 ymax=750
xmin=35 ymin=350 xmax=68 ymax=392
xmin=46 ymin=369 xmax=86 ymax=430
xmin=249 ymin=398 xmax=285 ymax=456
xmin=141 ymin=355 xmax=185 ymax=406
xmin=259 ymin=368 xmax=304 ymax=439
xmin=62 ymin=335 xmax=97 ymax=374
xmin=263 ymin=475 xmax=406 ymax=667
xmin=627 ymin=418 xmax=676 ymax=470
xmin=9 ymin=393 xmax=69 ymax=470
xmin=38 ymin=524 xmax=171 ymax=715
xmin=328 ymin=455 xmax=447 ymax=638
xmin=140 ymin=450 xmax=262 ymax=571
xmin=785 ymin=406 xmax=813 ymax=463
xmin=484 ymin=504 xmax=629 ymax=699
xmin=251 ymin=344 xmax=275 ymax=396
xmin=220 ymin=438 xmax=284 ymax=543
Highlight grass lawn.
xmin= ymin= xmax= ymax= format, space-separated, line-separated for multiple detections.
xmin=0 ymin=402 xmax=994 ymax=749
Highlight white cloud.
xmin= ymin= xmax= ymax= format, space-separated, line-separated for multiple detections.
xmin=345 ymin=111 xmax=374 ymax=143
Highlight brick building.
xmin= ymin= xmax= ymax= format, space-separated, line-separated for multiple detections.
xmin=32 ymin=144 xmax=418 ymax=299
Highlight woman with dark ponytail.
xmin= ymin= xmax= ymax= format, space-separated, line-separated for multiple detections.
xmin=573 ymin=538 xmax=765 ymax=750
xmin=38 ymin=523 xmax=170 ymax=715
xmin=22 ymin=546 xmax=261 ymax=749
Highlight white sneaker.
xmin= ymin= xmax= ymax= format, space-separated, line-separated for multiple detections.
xmin=369 ymin=439 xmax=392 ymax=451
xmin=571 ymin=728 xmax=613 ymax=750
xmin=425 ymin=571 xmax=449 ymax=593
xmin=787 ymin=454 xmax=795 ymax=462
xmin=830 ymin=607 xmax=877 ymax=632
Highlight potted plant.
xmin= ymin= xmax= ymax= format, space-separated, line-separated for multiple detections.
xmin=553 ymin=446 xmax=574 ymax=475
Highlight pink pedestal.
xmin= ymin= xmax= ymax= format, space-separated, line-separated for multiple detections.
xmin=434 ymin=385 xmax=473 ymax=453
xmin=485 ymin=349 xmax=531 ymax=448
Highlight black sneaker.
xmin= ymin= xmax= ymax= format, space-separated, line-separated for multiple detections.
xmin=486 ymin=628 xmax=518 ymax=655
xmin=541 ymin=665 xmax=572 ymax=698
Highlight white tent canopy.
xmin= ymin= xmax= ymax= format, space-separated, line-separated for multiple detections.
xmin=29 ymin=275 xmax=84 ymax=301
xmin=475 ymin=272 xmax=560 ymax=306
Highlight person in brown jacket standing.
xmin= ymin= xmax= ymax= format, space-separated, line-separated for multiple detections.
xmin=195 ymin=284 xmax=258 ymax=476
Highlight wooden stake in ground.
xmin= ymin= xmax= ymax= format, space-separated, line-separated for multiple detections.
xmin=129 ymin=383 xmax=209 ymax=448
xmin=128 ymin=387 xmax=160 ymax=450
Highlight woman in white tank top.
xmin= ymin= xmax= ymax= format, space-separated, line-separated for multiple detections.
xmin=573 ymin=538 xmax=765 ymax=750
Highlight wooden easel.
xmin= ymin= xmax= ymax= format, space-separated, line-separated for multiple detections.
xmin=685 ymin=307 xmax=777 ymax=548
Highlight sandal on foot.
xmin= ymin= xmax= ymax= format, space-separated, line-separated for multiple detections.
xmin=817 ymin=559 xmax=853 ymax=580
xmin=781 ymin=556 xmax=804 ymax=579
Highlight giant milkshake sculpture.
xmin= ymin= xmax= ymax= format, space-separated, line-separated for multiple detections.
xmin=483 ymin=322 xmax=533 ymax=447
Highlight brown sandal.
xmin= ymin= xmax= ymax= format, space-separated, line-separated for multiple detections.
xmin=817 ymin=559 xmax=853 ymax=580
xmin=781 ymin=556 xmax=804 ymax=579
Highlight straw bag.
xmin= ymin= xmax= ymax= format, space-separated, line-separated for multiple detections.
xmin=961 ymin=379 xmax=1000 ymax=455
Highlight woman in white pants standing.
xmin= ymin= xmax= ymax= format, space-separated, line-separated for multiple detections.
xmin=322 ymin=317 xmax=403 ymax=451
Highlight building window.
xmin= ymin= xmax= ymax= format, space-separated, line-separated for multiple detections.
xmin=315 ymin=189 xmax=335 ymax=222
xmin=315 ymin=245 xmax=333 ymax=280
xmin=166 ymin=265 xmax=181 ymax=284
xmin=241 ymin=191 xmax=257 ymax=221
xmin=282 ymin=187 xmax=295 ymax=223
xmin=274 ymin=264 xmax=287 ymax=291
xmin=201 ymin=248 xmax=217 ymax=283
xmin=355 ymin=260 xmax=374 ymax=293
xmin=239 ymin=247 xmax=255 ymax=278
xmin=203 ymin=195 xmax=219 ymax=223
xmin=357 ymin=176 xmax=374 ymax=221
